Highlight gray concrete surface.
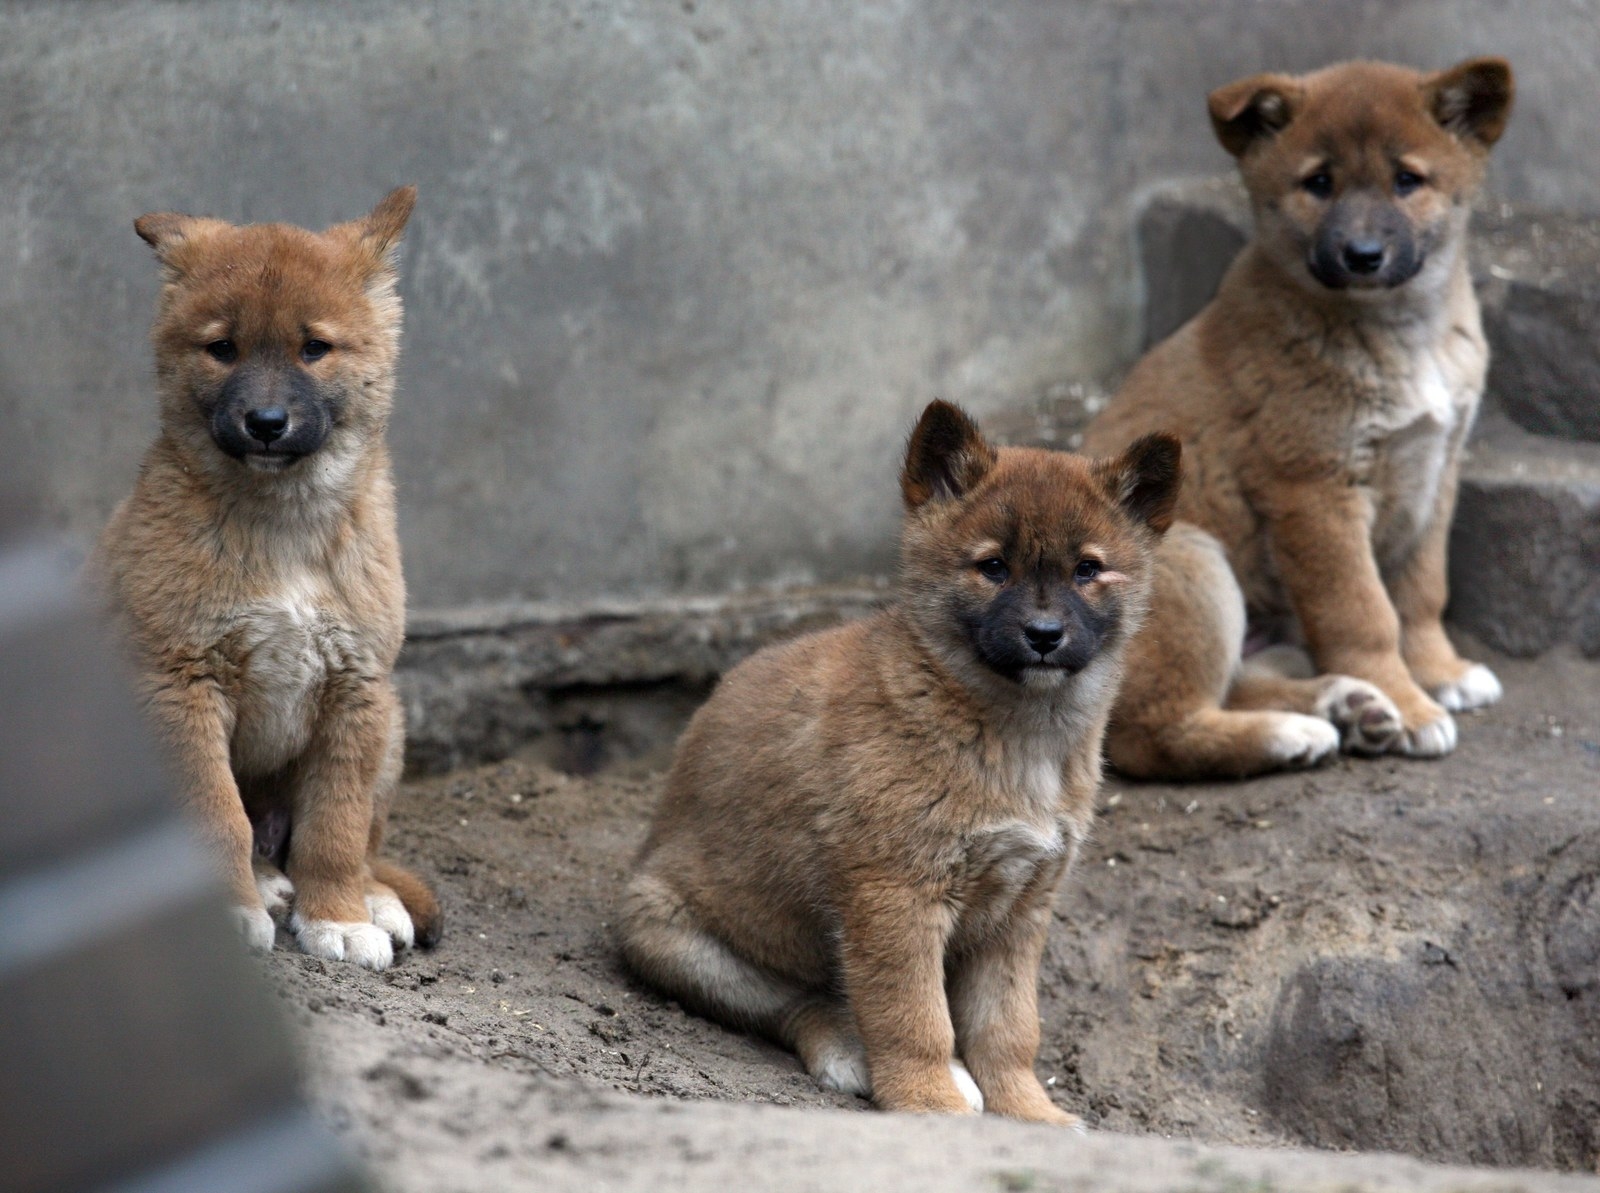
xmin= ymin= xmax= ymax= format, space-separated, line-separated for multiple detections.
xmin=5 ymin=0 xmax=1599 ymax=609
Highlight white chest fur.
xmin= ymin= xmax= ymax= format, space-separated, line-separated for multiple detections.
xmin=1357 ymin=334 xmax=1482 ymax=574
xmin=950 ymin=738 xmax=1080 ymax=935
xmin=228 ymin=572 xmax=359 ymax=776
xmin=953 ymin=818 xmax=1071 ymax=941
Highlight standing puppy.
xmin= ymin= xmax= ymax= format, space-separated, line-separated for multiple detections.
xmin=92 ymin=188 xmax=441 ymax=970
xmin=621 ymin=401 xmax=1178 ymax=1120
xmin=1084 ymin=58 xmax=1514 ymax=778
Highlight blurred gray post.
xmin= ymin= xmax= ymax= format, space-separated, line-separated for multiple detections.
xmin=0 ymin=468 xmax=367 ymax=1189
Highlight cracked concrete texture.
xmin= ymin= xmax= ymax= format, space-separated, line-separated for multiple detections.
xmin=6 ymin=0 xmax=1600 ymax=608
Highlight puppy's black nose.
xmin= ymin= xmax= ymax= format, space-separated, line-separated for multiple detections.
xmin=1023 ymin=619 xmax=1065 ymax=657
xmin=1342 ymin=240 xmax=1385 ymax=275
xmin=244 ymin=407 xmax=289 ymax=444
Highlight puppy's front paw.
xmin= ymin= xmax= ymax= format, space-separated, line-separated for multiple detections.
xmin=256 ymin=869 xmax=295 ymax=921
xmin=1432 ymin=663 xmax=1503 ymax=713
xmin=367 ymin=890 xmax=416 ymax=950
xmin=1396 ymin=712 xmax=1458 ymax=758
xmin=290 ymin=913 xmax=395 ymax=971
xmin=232 ymin=905 xmax=276 ymax=953
xmin=1263 ymin=714 xmax=1340 ymax=769
xmin=1315 ymin=676 xmax=1403 ymax=755
xmin=949 ymin=1061 xmax=984 ymax=1113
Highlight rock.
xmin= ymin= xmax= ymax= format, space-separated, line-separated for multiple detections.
xmin=1134 ymin=177 xmax=1250 ymax=350
xmin=1448 ymin=415 xmax=1600 ymax=657
xmin=1474 ymin=209 xmax=1600 ymax=442
xmin=398 ymin=582 xmax=889 ymax=772
xmin=1261 ymin=954 xmax=1547 ymax=1167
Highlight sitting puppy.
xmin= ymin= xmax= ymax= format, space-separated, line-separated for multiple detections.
xmin=91 ymin=188 xmax=441 ymax=969
xmin=620 ymin=401 xmax=1178 ymax=1120
xmin=1084 ymin=58 xmax=1514 ymax=778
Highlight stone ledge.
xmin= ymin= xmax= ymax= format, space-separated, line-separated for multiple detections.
xmin=1451 ymin=415 xmax=1600 ymax=657
xmin=397 ymin=581 xmax=890 ymax=772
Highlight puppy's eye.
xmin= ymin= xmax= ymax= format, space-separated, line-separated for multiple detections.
xmin=1074 ymin=558 xmax=1103 ymax=583
xmin=204 ymin=340 xmax=238 ymax=364
xmin=1394 ymin=169 xmax=1426 ymax=196
xmin=975 ymin=558 xmax=1009 ymax=584
xmin=301 ymin=340 xmax=332 ymax=363
xmin=1301 ymin=171 xmax=1334 ymax=199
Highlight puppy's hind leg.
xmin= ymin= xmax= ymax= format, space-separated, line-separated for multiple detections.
xmin=1229 ymin=649 xmax=1403 ymax=755
xmin=619 ymin=871 xmax=868 ymax=1096
xmin=1106 ymin=524 xmax=1338 ymax=779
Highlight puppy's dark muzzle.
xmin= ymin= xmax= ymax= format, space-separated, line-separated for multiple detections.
xmin=1308 ymin=195 xmax=1423 ymax=291
xmin=208 ymin=359 xmax=333 ymax=463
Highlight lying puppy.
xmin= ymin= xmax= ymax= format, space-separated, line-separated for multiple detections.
xmin=621 ymin=400 xmax=1178 ymax=1120
xmin=1085 ymin=57 xmax=1514 ymax=778
xmin=91 ymin=188 xmax=440 ymax=969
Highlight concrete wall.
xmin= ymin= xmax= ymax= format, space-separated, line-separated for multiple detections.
xmin=4 ymin=0 xmax=1598 ymax=611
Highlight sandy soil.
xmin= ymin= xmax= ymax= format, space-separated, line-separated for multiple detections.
xmin=261 ymin=643 xmax=1600 ymax=1188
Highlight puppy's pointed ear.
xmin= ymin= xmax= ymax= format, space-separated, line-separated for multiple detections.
xmin=1104 ymin=433 xmax=1182 ymax=533
xmin=134 ymin=212 xmax=224 ymax=273
xmin=332 ymin=185 xmax=417 ymax=270
xmin=1208 ymin=73 xmax=1301 ymax=157
xmin=901 ymin=400 xmax=998 ymax=509
xmin=1426 ymin=57 xmax=1514 ymax=149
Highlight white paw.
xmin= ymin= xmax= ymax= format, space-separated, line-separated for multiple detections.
xmin=367 ymin=890 xmax=416 ymax=950
xmin=256 ymin=870 xmax=295 ymax=920
xmin=233 ymin=905 xmax=276 ymax=953
xmin=290 ymin=913 xmax=395 ymax=971
xmin=950 ymin=1060 xmax=984 ymax=1113
xmin=811 ymin=1043 xmax=873 ymax=1098
xmin=1396 ymin=713 xmax=1458 ymax=758
xmin=1263 ymin=714 xmax=1340 ymax=769
xmin=1432 ymin=664 xmax=1503 ymax=713
xmin=1314 ymin=676 xmax=1403 ymax=755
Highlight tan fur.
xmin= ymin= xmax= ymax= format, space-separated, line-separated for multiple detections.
xmin=620 ymin=402 xmax=1178 ymax=1121
xmin=89 ymin=188 xmax=441 ymax=966
xmin=1085 ymin=58 xmax=1514 ymax=778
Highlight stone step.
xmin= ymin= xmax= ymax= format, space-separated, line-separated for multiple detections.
xmin=1451 ymin=415 xmax=1600 ymax=656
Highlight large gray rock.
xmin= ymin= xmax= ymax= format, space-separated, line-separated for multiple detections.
xmin=1134 ymin=178 xmax=1250 ymax=350
xmin=1476 ymin=211 xmax=1600 ymax=442
xmin=1449 ymin=417 xmax=1600 ymax=656
xmin=1261 ymin=955 xmax=1548 ymax=1166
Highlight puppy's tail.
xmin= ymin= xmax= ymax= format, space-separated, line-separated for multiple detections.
xmin=372 ymin=858 xmax=444 ymax=948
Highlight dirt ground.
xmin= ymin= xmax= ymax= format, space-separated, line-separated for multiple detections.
xmin=263 ymin=642 xmax=1600 ymax=1188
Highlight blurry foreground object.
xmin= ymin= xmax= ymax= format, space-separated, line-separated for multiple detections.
xmin=0 ymin=500 xmax=367 ymax=1190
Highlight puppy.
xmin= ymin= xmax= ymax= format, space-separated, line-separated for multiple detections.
xmin=90 ymin=188 xmax=441 ymax=969
xmin=620 ymin=401 xmax=1179 ymax=1120
xmin=1084 ymin=58 xmax=1514 ymax=778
